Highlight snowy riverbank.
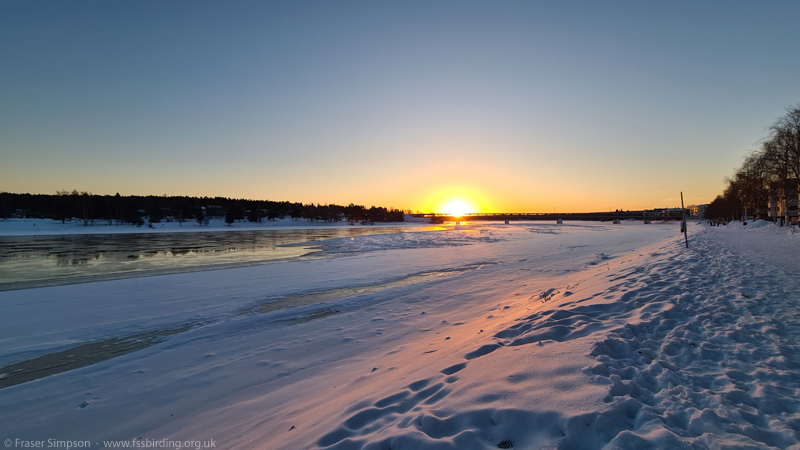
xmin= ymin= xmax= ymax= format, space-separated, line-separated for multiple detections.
xmin=2 ymin=221 xmax=800 ymax=449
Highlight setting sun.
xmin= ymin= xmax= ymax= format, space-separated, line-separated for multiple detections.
xmin=440 ymin=200 xmax=474 ymax=216
xmin=420 ymin=185 xmax=489 ymax=216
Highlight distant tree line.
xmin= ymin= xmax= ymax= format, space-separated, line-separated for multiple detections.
xmin=705 ymin=104 xmax=800 ymax=223
xmin=0 ymin=191 xmax=405 ymax=226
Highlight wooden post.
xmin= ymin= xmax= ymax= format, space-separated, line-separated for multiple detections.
xmin=681 ymin=192 xmax=689 ymax=248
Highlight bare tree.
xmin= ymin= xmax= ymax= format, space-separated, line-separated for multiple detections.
xmin=732 ymin=152 xmax=770 ymax=220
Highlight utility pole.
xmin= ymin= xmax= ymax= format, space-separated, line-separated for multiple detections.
xmin=681 ymin=192 xmax=689 ymax=248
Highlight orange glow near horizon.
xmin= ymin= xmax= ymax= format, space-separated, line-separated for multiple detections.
xmin=421 ymin=185 xmax=490 ymax=215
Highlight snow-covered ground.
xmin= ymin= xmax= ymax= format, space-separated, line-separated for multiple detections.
xmin=2 ymin=221 xmax=800 ymax=449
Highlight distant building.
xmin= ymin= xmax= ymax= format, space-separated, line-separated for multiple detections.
xmin=688 ymin=204 xmax=708 ymax=220
xmin=403 ymin=214 xmax=430 ymax=223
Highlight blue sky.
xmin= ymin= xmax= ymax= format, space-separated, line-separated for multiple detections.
xmin=2 ymin=1 xmax=799 ymax=212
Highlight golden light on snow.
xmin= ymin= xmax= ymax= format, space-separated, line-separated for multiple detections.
xmin=440 ymin=200 xmax=474 ymax=216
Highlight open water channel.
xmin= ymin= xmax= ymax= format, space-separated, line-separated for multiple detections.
xmin=0 ymin=226 xmax=429 ymax=291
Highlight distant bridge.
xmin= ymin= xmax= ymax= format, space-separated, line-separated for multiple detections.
xmin=412 ymin=210 xmax=686 ymax=223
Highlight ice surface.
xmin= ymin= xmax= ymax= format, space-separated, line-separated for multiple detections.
xmin=2 ymin=221 xmax=800 ymax=449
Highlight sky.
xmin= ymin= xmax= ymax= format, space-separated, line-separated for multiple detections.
xmin=2 ymin=1 xmax=799 ymax=213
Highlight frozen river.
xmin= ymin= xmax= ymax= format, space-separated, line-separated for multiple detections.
xmin=0 ymin=225 xmax=427 ymax=290
xmin=6 ymin=221 xmax=800 ymax=448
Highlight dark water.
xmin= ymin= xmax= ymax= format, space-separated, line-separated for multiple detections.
xmin=0 ymin=226 xmax=425 ymax=290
